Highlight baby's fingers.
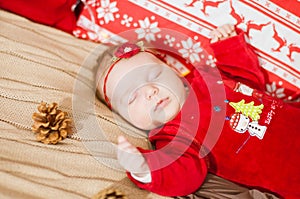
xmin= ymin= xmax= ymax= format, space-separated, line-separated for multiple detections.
xmin=117 ymin=136 xmax=149 ymax=173
xmin=220 ymin=24 xmax=235 ymax=35
xmin=215 ymin=24 xmax=234 ymax=38
xmin=118 ymin=135 xmax=137 ymax=153
xmin=210 ymin=29 xmax=220 ymax=38
xmin=210 ymin=24 xmax=236 ymax=43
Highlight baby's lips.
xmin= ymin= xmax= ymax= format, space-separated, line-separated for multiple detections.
xmin=154 ymin=97 xmax=170 ymax=111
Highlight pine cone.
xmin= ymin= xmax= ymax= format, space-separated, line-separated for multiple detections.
xmin=92 ymin=188 xmax=128 ymax=199
xmin=31 ymin=102 xmax=73 ymax=144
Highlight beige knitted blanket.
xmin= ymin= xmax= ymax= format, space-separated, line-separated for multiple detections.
xmin=0 ymin=9 xmax=161 ymax=199
xmin=0 ymin=10 xmax=278 ymax=199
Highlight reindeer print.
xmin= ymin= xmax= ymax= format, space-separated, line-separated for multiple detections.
xmin=184 ymin=0 xmax=199 ymax=7
xmin=229 ymin=0 xmax=244 ymax=25
xmin=287 ymin=43 xmax=300 ymax=62
xmin=271 ymin=24 xmax=287 ymax=52
xmin=185 ymin=0 xmax=226 ymax=16
xmin=245 ymin=20 xmax=271 ymax=39
xmin=200 ymin=0 xmax=226 ymax=16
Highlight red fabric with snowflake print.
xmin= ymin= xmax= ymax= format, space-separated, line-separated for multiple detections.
xmin=0 ymin=0 xmax=78 ymax=33
xmin=74 ymin=0 xmax=300 ymax=102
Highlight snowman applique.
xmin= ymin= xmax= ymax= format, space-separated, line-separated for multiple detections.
xmin=228 ymin=99 xmax=267 ymax=140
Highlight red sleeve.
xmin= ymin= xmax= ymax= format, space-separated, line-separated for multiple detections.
xmin=209 ymin=29 xmax=267 ymax=90
xmin=0 ymin=0 xmax=78 ymax=33
xmin=127 ymin=130 xmax=208 ymax=197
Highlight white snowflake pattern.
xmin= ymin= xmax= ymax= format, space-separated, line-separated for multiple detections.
xmin=87 ymin=0 xmax=100 ymax=7
xmin=96 ymin=0 xmax=119 ymax=24
xmin=266 ymin=82 xmax=286 ymax=99
xmin=206 ymin=55 xmax=217 ymax=67
xmin=135 ymin=17 xmax=161 ymax=42
xmin=87 ymin=32 xmax=99 ymax=41
xmin=73 ymin=30 xmax=81 ymax=38
xmin=178 ymin=38 xmax=203 ymax=63
xmin=164 ymin=35 xmax=176 ymax=47
xmin=121 ymin=14 xmax=133 ymax=27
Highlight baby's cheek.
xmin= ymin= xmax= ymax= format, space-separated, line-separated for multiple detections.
xmin=128 ymin=106 xmax=153 ymax=129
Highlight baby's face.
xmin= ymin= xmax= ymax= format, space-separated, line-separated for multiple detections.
xmin=99 ymin=52 xmax=187 ymax=130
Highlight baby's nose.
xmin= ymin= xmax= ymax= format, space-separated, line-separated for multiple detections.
xmin=145 ymin=85 xmax=158 ymax=100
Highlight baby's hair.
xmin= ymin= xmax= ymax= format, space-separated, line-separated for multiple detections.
xmin=95 ymin=44 xmax=119 ymax=104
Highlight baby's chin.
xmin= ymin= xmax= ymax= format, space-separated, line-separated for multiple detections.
xmin=129 ymin=103 xmax=181 ymax=130
xmin=140 ymin=113 xmax=179 ymax=130
xmin=131 ymin=117 xmax=168 ymax=130
xmin=132 ymin=120 xmax=163 ymax=131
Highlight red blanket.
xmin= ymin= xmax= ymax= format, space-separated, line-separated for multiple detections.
xmin=0 ymin=0 xmax=78 ymax=33
xmin=73 ymin=0 xmax=300 ymax=101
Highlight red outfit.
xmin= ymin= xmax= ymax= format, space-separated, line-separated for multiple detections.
xmin=0 ymin=0 xmax=78 ymax=33
xmin=127 ymin=30 xmax=300 ymax=198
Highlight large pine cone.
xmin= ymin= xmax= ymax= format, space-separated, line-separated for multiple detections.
xmin=92 ymin=188 xmax=128 ymax=199
xmin=32 ymin=102 xmax=73 ymax=144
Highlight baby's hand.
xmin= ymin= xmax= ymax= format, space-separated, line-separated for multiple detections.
xmin=210 ymin=24 xmax=237 ymax=43
xmin=117 ymin=136 xmax=150 ymax=177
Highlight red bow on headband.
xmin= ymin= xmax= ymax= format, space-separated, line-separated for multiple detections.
xmin=103 ymin=41 xmax=145 ymax=109
xmin=114 ymin=42 xmax=143 ymax=59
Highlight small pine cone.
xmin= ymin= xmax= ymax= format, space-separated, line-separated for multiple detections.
xmin=31 ymin=102 xmax=73 ymax=144
xmin=92 ymin=188 xmax=128 ymax=199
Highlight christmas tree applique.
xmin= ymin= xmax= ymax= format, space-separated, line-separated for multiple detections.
xmin=229 ymin=99 xmax=264 ymax=121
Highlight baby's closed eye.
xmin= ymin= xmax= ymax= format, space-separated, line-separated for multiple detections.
xmin=148 ymin=66 xmax=162 ymax=81
xmin=128 ymin=92 xmax=137 ymax=105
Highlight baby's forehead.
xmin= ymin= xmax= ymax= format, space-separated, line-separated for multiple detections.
xmin=113 ymin=52 xmax=164 ymax=72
